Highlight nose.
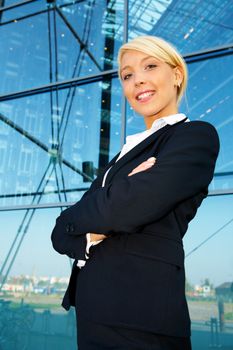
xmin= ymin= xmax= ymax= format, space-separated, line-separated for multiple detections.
xmin=135 ymin=79 xmax=145 ymax=88
xmin=134 ymin=72 xmax=145 ymax=87
xmin=135 ymin=80 xmax=144 ymax=87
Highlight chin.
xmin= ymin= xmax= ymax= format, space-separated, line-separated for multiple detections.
xmin=136 ymin=107 xmax=160 ymax=117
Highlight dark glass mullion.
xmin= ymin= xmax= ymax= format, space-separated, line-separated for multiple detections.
xmin=59 ymin=0 xmax=95 ymax=146
xmin=120 ymin=0 xmax=129 ymax=147
xmin=0 ymin=0 xmax=5 ymax=22
xmin=98 ymin=0 xmax=115 ymax=171
xmin=47 ymin=8 xmax=55 ymax=148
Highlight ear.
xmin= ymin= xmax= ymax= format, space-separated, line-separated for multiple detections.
xmin=173 ymin=66 xmax=183 ymax=87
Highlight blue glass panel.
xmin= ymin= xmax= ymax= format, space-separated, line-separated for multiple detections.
xmin=0 ymin=208 xmax=77 ymax=350
xmin=0 ymin=1 xmax=45 ymax=22
xmin=183 ymin=53 xmax=233 ymax=191
xmin=0 ymin=0 xmax=123 ymax=94
xmin=128 ymin=0 xmax=233 ymax=54
xmin=184 ymin=194 xmax=233 ymax=349
xmin=0 ymin=77 xmax=122 ymax=207
xmin=57 ymin=0 xmax=124 ymax=70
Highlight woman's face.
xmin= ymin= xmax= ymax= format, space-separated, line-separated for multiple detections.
xmin=120 ymin=50 xmax=182 ymax=128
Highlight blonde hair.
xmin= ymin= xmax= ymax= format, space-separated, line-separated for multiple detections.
xmin=117 ymin=35 xmax=188 ymax=103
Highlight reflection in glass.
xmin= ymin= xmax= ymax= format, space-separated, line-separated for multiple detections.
xmin=184 ymin=195 xmax=233 ymax=349
xmin=128 ymin=0 xmax=233 ymax=54
xmin=0 ymin=208 xmax=76 ymax=349
xmin=0 ymin=0 xmax=123 ymax=94
xmin=0 ymin=78 xmax=122 ymax=207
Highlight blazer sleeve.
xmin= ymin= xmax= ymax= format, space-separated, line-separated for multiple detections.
xmin=51 ymin=174 xmax=103 ymax=258
xmin=51 ymin=153 xmax=120 ymax=257
xmin=53 ymin=122 xmax=219 ymax=240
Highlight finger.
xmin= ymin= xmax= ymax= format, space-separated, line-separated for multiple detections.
xmin=136 ymin=159 xmax=156 ymax=169
xmin=128 ymin=157 xmax=157 ymax=177
xmin=147 ymin=157 xmax=156 ymax=163
xmin=128 ymin=163 xmax=153 ymax=176
xmin=133 ymin=163 xmax=152 ymax=173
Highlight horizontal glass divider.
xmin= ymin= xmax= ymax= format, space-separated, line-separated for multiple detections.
xmin=0 ymin=2 xmax=86 ymax=27
xmin=0 ymin=69 xmax=118 ymax=102
xmin=183 ymin=42 xmax=233 ymax=61
xmin=185 ymin=46 xmax=233 ymax=63
xmin=0 ymin=189 xmax=233 ymax=211
xmin=0 ymin=0 xmax=37 ymax=12
xmin=58 ymin=0 xmax=87 ymax=9
xmin=214 ymin=171 xmax=233 ymax=177
xmin=208 ymin=189 xmax=233 ymax=196
xmin=0 ymin=187 xmax=89 ymax=198
xmin=0 ymin=8 xmax=51 ymax=27
xmin=0 ymin=0 xmax=85 ymax=12
xmin=0 ymin=202 xmax=75 ymax=211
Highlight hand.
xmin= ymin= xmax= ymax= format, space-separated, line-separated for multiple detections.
xmin=90 ymin=233 xmax=108 ymax=242
xmin=128 ymin=157 xmax=156 ymax=176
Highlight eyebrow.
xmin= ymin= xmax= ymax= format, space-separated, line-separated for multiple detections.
xmin=120 ymin=55 xmax=158 ymax=74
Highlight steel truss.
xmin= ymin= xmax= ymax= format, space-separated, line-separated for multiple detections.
xmin=0 ymin=0 xmax=115 ymax=290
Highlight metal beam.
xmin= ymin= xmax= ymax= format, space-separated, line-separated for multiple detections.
xmin=0 ymin=189 xmax=233 ymax=211
xmin=55 ymin=6 xmax=102 ymax=71
xmin=0 ymin=202 xmax=74 ymax=211
xmin=0 ymin=112 xmax=94 ymax=181
xmin=214 ymin=171 xmax=233 ymax=177
xmin=208 ymin=189 xmax=233 ymax=196
xmin=120 ymin=0 xmax=128 ymax=147
xmin=184 ymin=43 xmax=233 ymax=63
xmin=0 ymin=187 xmax=89 ymax=199
xmin=0 ymin=69 xmax=117 ymax=102
xmin=0 ymin=8 xmax=50 ymax=27
xmin=0 ymin=1 xmax=86 ymax=27
xmin=0 ymin=0 xmax=36 ymax=12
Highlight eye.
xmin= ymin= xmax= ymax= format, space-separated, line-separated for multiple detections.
xmin=145 ymin=64 xmax=157 ymax=70
xmin=122 ymin=73 xmax=132 ymax=81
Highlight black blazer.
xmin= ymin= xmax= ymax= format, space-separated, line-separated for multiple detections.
xmin=51 ymin=120 xmax=219 ymax=337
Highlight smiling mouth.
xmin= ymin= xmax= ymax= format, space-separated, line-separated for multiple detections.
xmin=136 ymin=91 xmax=155 ymax=102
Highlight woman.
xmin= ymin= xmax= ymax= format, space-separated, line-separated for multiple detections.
xmin=51 ymin=36 xmax=219 ymax=350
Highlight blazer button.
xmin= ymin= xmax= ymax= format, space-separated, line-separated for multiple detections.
xmin=70 ymin=224 xmax=75 ymax=233
xmin=65 ymin=224 xmax=71 ymax=233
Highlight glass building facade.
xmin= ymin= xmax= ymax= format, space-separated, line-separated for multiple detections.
xmin=0 ymin=0 xmax=233 ymax=349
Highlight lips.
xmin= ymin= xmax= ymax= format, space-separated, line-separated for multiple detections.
xmin=136 ymin=90 xmax=155 ymax=102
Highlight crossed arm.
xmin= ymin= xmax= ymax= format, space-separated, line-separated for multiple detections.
xmin=51 ymin=122 xmax=219 ymax=259
xmin=90 ymin=157 xmax=156 ymax=242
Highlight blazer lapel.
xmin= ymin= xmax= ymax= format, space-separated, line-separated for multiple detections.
xmin=105 ymin=117 xmax=188 ymax=185
xmin=98 ymin=151 xmax=120 ymax=177
xmin=105 ymin=124 xmax=171 ymax=185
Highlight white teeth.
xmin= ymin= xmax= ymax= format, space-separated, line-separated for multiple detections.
xmin=137 ymin=92 xmax=153 ymax=100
